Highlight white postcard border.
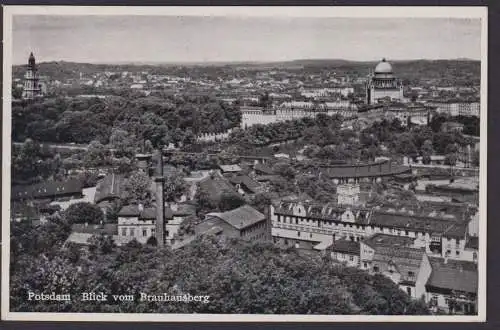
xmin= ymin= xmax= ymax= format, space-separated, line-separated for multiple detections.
xmin=1 ymin=5 xmax=488 ymax=322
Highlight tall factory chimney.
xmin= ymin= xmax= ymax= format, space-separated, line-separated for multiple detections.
xmin=154 ymin=150 xmax=166 ymax=247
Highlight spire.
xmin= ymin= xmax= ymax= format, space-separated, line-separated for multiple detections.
xmin=28 ymin=52 xmax=36 ymax=68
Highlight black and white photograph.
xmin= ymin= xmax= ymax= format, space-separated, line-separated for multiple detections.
xmin=1 ymin=6 xmax=487 ymax=322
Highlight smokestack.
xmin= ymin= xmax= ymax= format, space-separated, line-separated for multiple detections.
xmin=154 ymin=150 xmax=166 ymax=247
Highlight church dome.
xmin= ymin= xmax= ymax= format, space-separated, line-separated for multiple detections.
xmin=374 ymin=58 xmax=393 ymax=74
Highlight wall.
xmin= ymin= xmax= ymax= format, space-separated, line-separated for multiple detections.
xmin=331 ymin=251 xmax=359 ymax=267
xmin=415 ymin=254 xmax=433 ymax=299
xmin=117 ymin=216 xmax=155 ymax=244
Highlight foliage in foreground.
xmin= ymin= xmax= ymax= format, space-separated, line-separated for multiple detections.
xmin=10 ymin=220 xmax=429 ymax=315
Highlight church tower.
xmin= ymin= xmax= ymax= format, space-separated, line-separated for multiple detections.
xmin=22 ymin=52 xmax=42 ymax=100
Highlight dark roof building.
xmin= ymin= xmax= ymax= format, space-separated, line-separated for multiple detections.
xmin=12 ymin=179 xmax=84 ymax=201
xmin=254 ymin=163 xmax=275 ymax=175
xmin=197 ymin=205 xmax=268 ymax=242
xmin=118 ymin=204 xmax=173 ymax=220
xmin=329 ymin=239 xmax=360 ymax=255
xmin=94 ymin=173 xmax=126 ymax=204
xmin=426 ymin=257 xmax=478 ymax=295
xmin=320 ymin=160 xmax=411 ymax=181
xmin=229 ymin=175 xmax=263 ymax=194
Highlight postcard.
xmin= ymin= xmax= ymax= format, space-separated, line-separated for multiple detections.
xmin=2 ymin=5 xmax=487 ymax=322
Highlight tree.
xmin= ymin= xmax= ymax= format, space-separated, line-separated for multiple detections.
xmin=83 ymin=140 xmax=110 ymax=168
xmin=123 ymin=171 xmax=152 ymax=206
xmin=88 ymin=234 xmax=116 ymax=254
xmin=163 ymin=170 xmax=188 ymax=202
xmin=445 ymin=153 xmax=458 ymax=166
xmin=218 ymin=192 xmax=246 ymax=212
xmin=109 ymin=127 xmax=137 ymax=157
xmin=63 ymin=202 xmax=104 ymax=225
xmin=421 ymin=139 xmax=435 ymax=164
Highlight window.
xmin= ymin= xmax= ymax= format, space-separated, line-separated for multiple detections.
xmin=143 ymin=229 xmax=147 ymax=237
xmin=373 ymin=266 xmax=379 ymax=272
xmin=406 ymin=287 xmax=412 ymax=296
xmin=456 ymin=251 xmax=460 ymax=256
xmin=121 ymin=228 xmax=127 ymax=236
xmin=151 ymin=228 xmax=155 ymax=236
xmin=408 ymin=271 xmax=415 ymax=278
xmin=349 ymin=255 xmax=354 ymax=261
xmin=130 ymin=228 xmax=135 ymax=236
xmin=473 ymin=252 xmax=478 ymax=261
xmin=363 ymin=262 xmax=367 ymax=268
xmin=297 ymin=231 xmax=301 ymax=237
xmin=405 ymin=230 xmax=409 ymax=236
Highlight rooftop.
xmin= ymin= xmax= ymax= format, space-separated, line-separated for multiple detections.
xmin=94 ymin=173 xmax=126 ymax=204
xmin=363 ymin=233 xmax=415 ymax=249
xmin=320 ymin=161 xmax=411 ymax=179
xmin=330 ymin=239 xmax=360 ymax=255
xmin=117 ymin=204 xmax=173 ymax=220
xmin=426 ymin=257 xmax=478 ymax=294
xmin=12 ymin=179 xmax=84 ymax=201
xmin=71 ymin=223 xmax=118 ymax=235
xmin=206 ymin=204 xmax=265 ymax=230
xmin=219 ymin=164 xmax=242 ymax=173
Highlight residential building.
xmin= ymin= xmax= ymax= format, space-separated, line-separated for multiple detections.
xmin=329 ymin=239 xmax=360 ymax=267
xmin=425 ymin=258 xmax=478 ymax=314
xmin=360 ymin=234 xmax=432 ymax=299
xmin=196 ymin=205 xmax=269 ymax=242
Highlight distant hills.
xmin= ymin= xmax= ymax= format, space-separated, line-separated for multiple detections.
xmin=12 ymin=58 xmax=480 ymax=87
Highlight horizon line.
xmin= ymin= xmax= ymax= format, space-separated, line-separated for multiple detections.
xmin=12 ymin=57 xmax=480 ymax=67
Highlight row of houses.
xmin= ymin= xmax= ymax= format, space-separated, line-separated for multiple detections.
xmin=327 ymin=233 xmax=477 ymax=314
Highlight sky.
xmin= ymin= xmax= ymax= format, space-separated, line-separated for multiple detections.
xmin=11 ymin=15 xmax=482 ymax=65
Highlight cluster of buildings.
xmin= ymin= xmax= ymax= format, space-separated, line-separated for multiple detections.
xmin=12 ymin=52 xmax=481 ymax=316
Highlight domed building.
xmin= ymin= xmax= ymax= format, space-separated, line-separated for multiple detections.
xmin=365 ymin=58 xmax=403 ymax=105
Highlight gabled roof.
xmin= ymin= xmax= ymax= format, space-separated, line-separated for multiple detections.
xmin=94 ymin=173 xmax=126 ymax=204
xmin=330 ymin=240 xmax=360 ymax=255
xmin=229 ymin=175 xmax=262 ymax=193
xmin=71 ymin=223 xmax=117 ymax=235
xmin=219 ymin=164 xmax=242 ymax=173
xmin=253 ymin=163 xmax=275 ymax=175
xmin=320 ymin=161 xmax=410 ymax=179
xmin=465 ymin=236 xmax=479 ymax=250
xmin=12 ymin=179 xmax=84 ymax=201
xmin=206 ymin=205 xmax=265 ymax=230
xmin=426 ymin=257 xmax=478 ymax=294
xmin=366 ymin=211 xmax=465 ymax=238
xmin=117 ymin=204 xmax=173 ymax=220
xmin=363 ymin=233 xmax=415 ymax=249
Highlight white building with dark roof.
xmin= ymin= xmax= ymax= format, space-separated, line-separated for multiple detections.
xmin=196 ymin=205 xmax=268 ymax=242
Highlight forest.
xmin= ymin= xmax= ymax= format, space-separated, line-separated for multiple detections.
xmin=10 ymin=218 xmax=430 ymax=314
xmin=12 ymin=95 xmax=241 ymax=148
